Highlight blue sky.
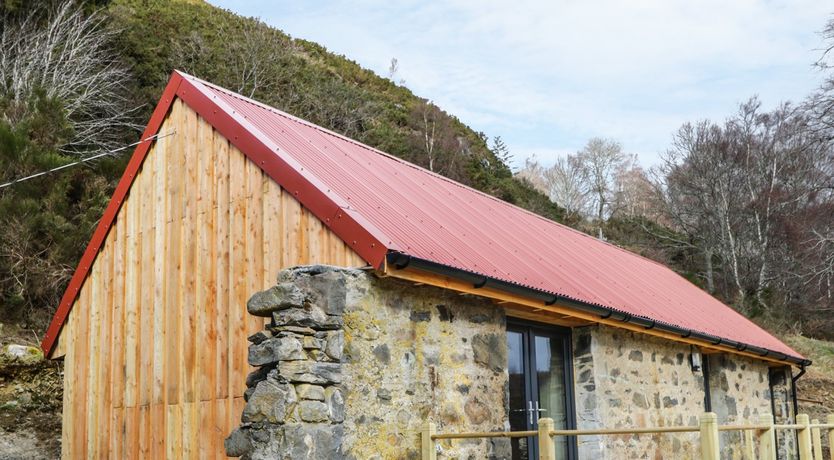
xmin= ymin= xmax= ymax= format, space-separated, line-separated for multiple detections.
xmin=209 ymin=0 xmax=832 ymax=168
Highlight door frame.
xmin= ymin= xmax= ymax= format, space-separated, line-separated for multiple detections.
xmin=507 ymin=318 xmax=578 ymax=460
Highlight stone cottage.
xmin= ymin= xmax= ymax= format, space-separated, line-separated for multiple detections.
xmin=42 ymin=72 xmax=808 ymax=459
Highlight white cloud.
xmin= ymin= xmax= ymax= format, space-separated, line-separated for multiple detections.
xmin=210 ymin=0 xmax=832 ymax=167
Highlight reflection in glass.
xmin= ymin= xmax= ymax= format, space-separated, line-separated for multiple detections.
xmin=535 ymin=335 xmax=568 ymax=459
xmin=507 ymin=330 xmax=529 ymax=459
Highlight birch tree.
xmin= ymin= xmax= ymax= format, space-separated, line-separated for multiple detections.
xmin=0 ymin=1 xmax=138 ymax=151
xmin=544 ymin=156 xmax=589 ymax=216
xmin=657 ymin=99 xmax=830 ymax=310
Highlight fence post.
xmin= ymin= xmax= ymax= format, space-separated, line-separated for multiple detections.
xmin=538 ymin=417 xmax=556 ymax=460
xmin=743 ymin=429 xmax=754 ymax=460
xmin=811 ymin=418 xmax=823 ymax=460
xmin=700 ymin=412 xmax=720 ymax=460
xmin=797 ymin=413 xmax=812 ymax=460
xmin=756 ymin=414 xmax=777 ymax=460
xmin=421 ymin=420 xmax=436 ymax=460
xmin=827 ymin=414 xmax=834 ymax=460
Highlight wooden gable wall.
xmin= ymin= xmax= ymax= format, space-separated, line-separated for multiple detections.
xmin=58 ymin=99 xmax=365 ymax=459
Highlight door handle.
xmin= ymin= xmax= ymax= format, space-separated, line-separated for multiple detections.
xmin=528 ymin=400 xmax=534 ymax=425
xmin=535 ymin=401 xmax=547 ymax=414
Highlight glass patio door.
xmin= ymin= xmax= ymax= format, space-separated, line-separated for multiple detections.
xmin=507 ymin=322 xmax=576 ymax=460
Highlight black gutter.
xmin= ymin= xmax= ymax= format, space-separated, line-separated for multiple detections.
xmin=791 ymin=364 xmax=807 ymax=420
xmin=386 ymin=252 xmax=812 ymax=367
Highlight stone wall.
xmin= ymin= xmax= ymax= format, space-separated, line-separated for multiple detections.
xmin=768 ymin=367 xmax=796 ymax=458
xmin=573 ymin=325 xmax=705 ymax=459
xmin=706 ymin=354 xmax=772 ymax=459
xmin=225 ymin=265 xmax=787 ymax=460
xmin=573 ymin=324 xmax=786 ymax=459
xmin=225 ymin=266 xmax=509 ymax=459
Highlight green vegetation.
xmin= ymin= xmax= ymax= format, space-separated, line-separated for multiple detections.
xmin=0 ymin=92 xmax=113 ymax=325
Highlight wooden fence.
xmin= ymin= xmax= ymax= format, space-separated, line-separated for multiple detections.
xmin=421 ymin=412 xmax=834 ymax=460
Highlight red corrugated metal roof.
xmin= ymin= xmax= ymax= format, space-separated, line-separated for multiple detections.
xmin=188 ymin=75 xmax=801 ymax=361
xmin=43 ymin=71 xmax=804 ymax=363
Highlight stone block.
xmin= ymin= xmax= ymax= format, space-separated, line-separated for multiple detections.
xmin=296 ymin=384 xmax=325 ymax=401
xmin=372 ymin=344 xmax=390 ymax=364
xmin=472 ymin=333 xmax=506 ymax=372
xmin=224 ymin=428 xmax=252 ymax=457
xmin=464 ymin=397 xmax=489 ymax=424
xmin=299 ymin=270 xmax=347 ymax=316
xmin=325 ymin=387 xmax=344 ymax=423
xmin=324 ymin=330 xmax=344 ymax=361
xmin=242 ymin=380 xmax=297 ymax=424
xmin=272 ymin=306 xmax=343 ymax=330
xmin=283 ymin=423 xmax=344 ymax=459
xmin=248 ymin=336 xmax=305 ymax=366
xmin=246 ymin=366 xmax=271 ymax=388
xmin=247 ymin=283 xmax=306 ymax=317
xmin=247 ymin=330 xmax=273 ymax=345
xmin=278 ymin=361 xmax=342 ymax=384
xmin=272 ymin=325 xmax=316 ymax=335
xmin=302 ymin=336 xmax=324 ymax=350
xmin=298 ymin=400 xmax=329 ymax=422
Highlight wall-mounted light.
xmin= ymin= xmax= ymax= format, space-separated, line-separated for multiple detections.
xmin=690 ymin=349 xmax=703 ymax=372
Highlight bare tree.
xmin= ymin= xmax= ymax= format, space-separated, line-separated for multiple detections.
xmin=574 ymin=138 xmax=628 ymax=237
xmin=544 ymin=156 xmax=589 ymax=216
xmin=656 ymin=121 xmax=739 ymax=297
xmin=0 ymin=1 xmax=139 ymax=151
xmin=422 ymin=101 xmax=437 ymax=172
xmin=515 ymin=156 xmax=547 ymax=191
xmin=656 ymin=98 xmax=830 ymax=310
xmin=172 ymin=18 xmax=293 ymax=99
xmin=386 ymin=57 xmax=405 ymax=86
xmin=807 ymin=17 xmax=834 ymax=132
xmin=610 ymin=154 xmax=655 ymax=218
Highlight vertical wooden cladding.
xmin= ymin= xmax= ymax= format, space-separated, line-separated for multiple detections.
xmin=60 ymin=100 xmax=365 ymax=459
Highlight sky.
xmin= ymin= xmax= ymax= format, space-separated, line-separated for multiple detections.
xmin=209 ymin=0 xmax=832 ymax=168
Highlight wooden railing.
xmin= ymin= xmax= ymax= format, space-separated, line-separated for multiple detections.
xmin=420 ymin=412 xmax=834 ymax=460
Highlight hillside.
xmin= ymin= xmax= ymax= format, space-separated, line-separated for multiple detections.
xmin=110 ymin=0 xmax=566 ymax=219
xmin=0 ymin=1 xmax=832 ymax=457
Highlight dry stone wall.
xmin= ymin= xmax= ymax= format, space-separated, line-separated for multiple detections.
xmin=224 ymin=266 xmax=348 ymax=459
xmin=225 ymin=265 xmax=509 ymax=460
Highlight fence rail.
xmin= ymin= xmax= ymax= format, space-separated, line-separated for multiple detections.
xmin=420 ymin=412 xmax=834 ymax=460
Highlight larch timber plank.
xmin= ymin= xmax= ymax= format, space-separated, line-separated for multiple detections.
xmin=55 ymin=101 xmax=367 ymax=458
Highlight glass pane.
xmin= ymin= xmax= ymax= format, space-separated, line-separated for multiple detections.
xmin=535 ymin=334 xmax=568 ymax=459
xmin=507 ymin=330 xmax=530 ymax=460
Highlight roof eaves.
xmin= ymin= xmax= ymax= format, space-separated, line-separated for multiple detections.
xmin=385 ymin=251 xmax=810 ymax=367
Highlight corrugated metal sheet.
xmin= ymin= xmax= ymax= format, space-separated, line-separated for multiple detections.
xmin=189 ymin=74 xmax=802 ymax=360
